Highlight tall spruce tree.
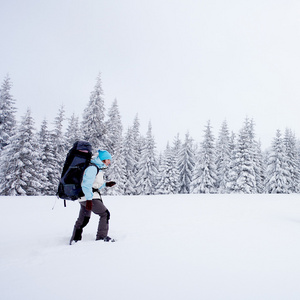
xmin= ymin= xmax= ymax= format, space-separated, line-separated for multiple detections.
xmin=192 ymin=121 xmax=218 ymax=194
xmin=265 ymin=130 xmax=290 ymax=193
xmin=227 ymin=119 xmax=257 ymax=193
xmin=0 ymin=75 xmax=17 ymax=150
xmin=136 ymin=122 xmax=158 ymax=195
xmin=178 ymin=132 xmax=195 ymax=194
xmin=283 ymin=129 xmax=300 ymax=193
xmin=156 ymin=143 xmax=179 ymax=194
xmin=65 ymin=113 xmax=82 ymax=149
xmin=247 ymin=119 xmax=265 ymax=193
xmin=0 ymin=109 xmax=43 ymax=195
xmin=38 ymin=119 xmax=57 ymax=195
xmin=128 ymin=115 xmax=143 ymax=195
xmin=224 ymin=132 xmax=237 ymax=193
xmin=105 ymin=99 xmax=122 ymax=155
xmin=252 ymin=140 xmax=265 ymax=193
xmin=81 ymin=74 xmax=106 ymax=149
xmin=50 ymin=106 xmax=67 ymax=193
xmin=215 ymin=120 xmax=231 ymax=193
xmin=123 ymin=126 xmax=138 ymax=195
xmin=105 ymin=137 xmax=127 ymax=196
xmin=172 ymin=134 xmax=182 ymax=156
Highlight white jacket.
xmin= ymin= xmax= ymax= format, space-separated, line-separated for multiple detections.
xmin=79 ymin=157 xmax=106 ymax=202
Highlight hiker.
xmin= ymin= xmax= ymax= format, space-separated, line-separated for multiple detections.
xmin=70 ymin=149 xmax=116 ymax=244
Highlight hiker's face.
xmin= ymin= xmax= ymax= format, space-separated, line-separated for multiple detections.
xmin=103 ymin=159 xmax=111 ymax=166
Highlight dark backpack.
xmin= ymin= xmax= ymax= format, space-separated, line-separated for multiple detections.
xmin=57 ymin=141 xmax=98 ymax=204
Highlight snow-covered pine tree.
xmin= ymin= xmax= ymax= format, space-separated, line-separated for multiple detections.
xmin=124 ymin=114 xmax=143 ymax=195
xmin=105 ymin=137 xmax=127 ymax=195
xmin=247 ymin=119 xmax=265 ymax=193
xmin=0 ymin=75 xmax=17 ymax=150
xmin=105 ymin=99 xmax=122 ymax=155
xmin=50 ymin=106 xmax=67 ymax=193
xmin=265 ymin=130 xmax=290 ymax=193
xmin=178 ymin=132 xmax=195 ymax=194
xmin=81 ymin=74 xmax=106 ymax=149
xmin=65 ymin=113 xmax=82 ymax=149
xmin=172 ymin=133 xmax=182 ymax=158
xmin=224 ymin=132 xmax=237 ymax=193
xmin=252 ymin=140 xmax=265 ymax=193
xmin=38 ymin=119 xmax=58 ymax=195
xmin=131 ymin=114 xmax=143 ymax=162
xmin=0 ymin=109 xmax=43 ymax=195
xmin=156 ymin=143 xmax=179 ymax=194
xmin=194 ymin=121 xmax=218 ymax=193
xmin=136 ymin=122 xmax=159 ymax=195
xmin=123 ymin=127 xmax=138 ymax=195
xmin=215 ymin=120 xmax=231 ymax=193
xmin=283 ymin=128 xmax=300 ymax=193
xmin=227 ymin=118 xmax=257 ymax=193
xmin=191 ymin=146 xmax=202 ymax=194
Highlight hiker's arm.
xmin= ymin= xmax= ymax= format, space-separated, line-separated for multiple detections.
xmin=98 ymin=182 xmax=106 ymax=190
xmin=81 ymin=166 xmax=98 ymax=200
xmin=98 ymin=180 xmax=116 ymax=190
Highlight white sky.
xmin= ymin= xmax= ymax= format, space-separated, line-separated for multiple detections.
xmin=1 ymin=0 xmax=300 ymax=151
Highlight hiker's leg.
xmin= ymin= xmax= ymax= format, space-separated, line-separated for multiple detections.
xmin=92 ymin=199 xmax=110 ymax=240
xmin=70 ymin=203 xmax=91 ymax=242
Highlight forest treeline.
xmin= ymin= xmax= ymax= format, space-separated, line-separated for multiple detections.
xmin=0 ymin=74 xmax=299 ymax=196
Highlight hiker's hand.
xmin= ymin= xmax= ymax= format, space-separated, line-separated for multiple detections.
xmin=86 ymin=200 xmax=92 ymax=211
xmin=106 ymin=181 xmax=116 ymax=187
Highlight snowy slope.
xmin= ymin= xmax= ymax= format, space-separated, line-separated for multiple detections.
xmin=1 ymin=194 xmax=300 ymax=300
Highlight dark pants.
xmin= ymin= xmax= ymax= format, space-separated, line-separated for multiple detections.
xmin=70 ymin=199 xmax=110 ymax=242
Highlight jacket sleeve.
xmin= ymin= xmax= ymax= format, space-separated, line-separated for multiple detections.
xmin=81 ymin=166 xmax=98 ymax=200
xmin=98 ymin=181 xmax=106 ymax=190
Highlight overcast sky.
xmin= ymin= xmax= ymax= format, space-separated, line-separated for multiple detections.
xmin=1 ymin=0 xmax=300 ymax=151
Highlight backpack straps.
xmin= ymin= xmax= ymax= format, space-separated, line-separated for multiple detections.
xmin=89 ymin=162 xmax=107 ymax=174
xmin=89 ymin=162 xmax=101 ymax=174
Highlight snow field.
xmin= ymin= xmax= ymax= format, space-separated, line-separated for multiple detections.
xmin=1 ymin=194 xmax=300 ymax=300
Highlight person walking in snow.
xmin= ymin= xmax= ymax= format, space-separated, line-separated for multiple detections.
xmin=70 ymin=150 xmax=116 ymax=244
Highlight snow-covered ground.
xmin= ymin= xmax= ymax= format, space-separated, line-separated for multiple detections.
xmin=1 ymin=194 xmax=300 ymax=300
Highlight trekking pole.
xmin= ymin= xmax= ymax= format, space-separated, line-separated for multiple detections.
xmin=52 ymin=197 xmax=58 ymax=210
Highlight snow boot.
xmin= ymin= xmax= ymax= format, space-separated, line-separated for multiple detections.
xmin=96 ymin=236 xmax=116 ymax=242
xmin=69 ymin=228 xmax=83 ymax=245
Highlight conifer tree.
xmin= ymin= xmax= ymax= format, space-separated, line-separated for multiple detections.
xmin=105 ymin=137 xmax=127 ymax=195
xmin=192 ymin=121 xmax=218 ymax=193
xmin=172 ymin=133 xmax=182 ymax=158
xmin=253 ymin=140 xmax=265 ymax=193
xmin=224 ymin=132 xmax=237 ymax=193
xmin=38 ymin=119 xmax=57 ymax=195
xmin=131 ymin=114 xmax=142 ymax=162
xmin=247 ymin=119 xmax=265 ymax=193
xmin=229 ymin=119 xmax=257 ymax=193
xmin=50 ymin=106 xmax=67 ymax=193
xmin=123 ymin=126 xmax=138 ymax=195
xmin=124 ymin=114 xmax=143 ymax=195
xmin=283 ymin=129 xmax=300 ymax=193
xmin=265 ymin=130 xmax=290 ymax=193
xmin=105 ymin=99 xmax=122 ymax=155
xmin=65 ymin=113 xmax=82 ymax=149
xmin=215 ymin=120 xmax=231 ymax=193
xmin=81 ymin=74 xmax=106 ymax=149
xmin=178 ymin=132 xmax=195 ymax=194
xmin=136 ymin=122 xmax=159 ymax=195
xmin=0 ymin=109 xmax=43 ymax=195
xmin=156 ymin=143 xmax=179 ymax=194
xmin=0 ymin=75 xmax=17 ymax=150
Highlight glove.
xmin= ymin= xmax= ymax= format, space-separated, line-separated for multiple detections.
xmin=86 ymin=200 xmax=93 ymax=211
xmin=106 ymin=181 xmax=116 ymax=187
